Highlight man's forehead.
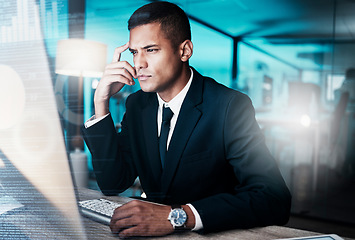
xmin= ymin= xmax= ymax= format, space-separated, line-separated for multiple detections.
xmin=129 ymin=23 xmax=164 ymax=45
xmin=129 ymin=31 xmax=162 ymax=49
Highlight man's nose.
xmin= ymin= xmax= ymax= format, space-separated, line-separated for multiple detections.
xmin=134 ymin=53 xmax=148 ymax=70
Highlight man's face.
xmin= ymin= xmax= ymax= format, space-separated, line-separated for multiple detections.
xmin=129 ymin=23 xmax=185 ymax=97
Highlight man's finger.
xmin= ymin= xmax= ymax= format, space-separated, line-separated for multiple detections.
xmin=110 ymin=217 xmax=132 ymax=234
xmin=106 ymin=61 xmax=137 ymax=79
xmin=111 ymin=207 xmax=132 ymax=223
xmin=111 ymin=42 xmax=129 ymax=62
xmin=104 ymin=68 xmax=134 ymax=83
xmin=118 ymin=226 xmax=141 ymax=238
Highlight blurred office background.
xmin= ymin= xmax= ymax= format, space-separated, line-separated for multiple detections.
xmin=1 ymin=0 xmax=354 ymax=237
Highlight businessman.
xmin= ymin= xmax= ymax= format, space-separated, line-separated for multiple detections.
xmin=82 ymin=1 xmax=291 ymax=238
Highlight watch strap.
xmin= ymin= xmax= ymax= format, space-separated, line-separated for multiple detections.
xmin=174 ymin=225 xmax=185 ymax=230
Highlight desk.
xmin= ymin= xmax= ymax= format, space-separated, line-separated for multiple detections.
xmin=78 ymin=188 xmax=354 ymax=240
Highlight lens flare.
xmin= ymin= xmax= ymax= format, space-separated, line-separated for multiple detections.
xmin=300 ymin=114 xmax=311 ymax=127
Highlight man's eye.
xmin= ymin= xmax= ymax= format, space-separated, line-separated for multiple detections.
xmin=147 ymin=48 xmax=158 ymax=53
xmin=130 ymin=51 xmax=137 ymax=55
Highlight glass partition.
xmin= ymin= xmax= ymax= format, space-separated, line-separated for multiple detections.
xmin=236 ymin=0 xmax=355 ymax=225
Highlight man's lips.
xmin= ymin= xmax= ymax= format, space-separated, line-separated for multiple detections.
xmin=137 ymin=74 xmax=151 ymax=81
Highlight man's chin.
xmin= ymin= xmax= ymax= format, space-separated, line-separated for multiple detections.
xmin=140 ymin=86 xmax=155 ymax=93
xmin=139 ymin=83 xmax=156 ymax=93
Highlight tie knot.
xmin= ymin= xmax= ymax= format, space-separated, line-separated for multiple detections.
xmin=162 ymin=107 xmax=173 ymax=122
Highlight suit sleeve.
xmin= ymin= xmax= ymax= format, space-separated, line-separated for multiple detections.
xmin=191 ymin=94 xmax=291 ymax=233
xmin=81 ymin=109 xmax=137 ymax=196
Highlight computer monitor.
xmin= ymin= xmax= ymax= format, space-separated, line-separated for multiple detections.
xmin=0 ymin=0 xmax=86 ymax=238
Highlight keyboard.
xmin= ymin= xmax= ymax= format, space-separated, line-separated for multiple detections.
xmin=79 ymin=198 xmax=122 ymax=225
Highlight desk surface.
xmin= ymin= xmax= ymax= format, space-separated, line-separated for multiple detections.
xmin=78 ymin=188 xmax=354 ymax=240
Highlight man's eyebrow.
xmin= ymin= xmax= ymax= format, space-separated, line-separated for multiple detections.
xmin=142 ymin=44 xmax=159 ymax=49
xmin=129 ymin=45 xmax=159 ymax=52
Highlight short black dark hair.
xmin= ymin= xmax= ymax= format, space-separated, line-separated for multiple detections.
xmin=128 ymin=1 xmax=191 ymax=49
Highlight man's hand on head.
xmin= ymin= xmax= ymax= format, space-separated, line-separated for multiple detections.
xmin=109 ymin=200 xmax=174 ymax=238
xmin=94 ymin=42 xmax=137 ymax=118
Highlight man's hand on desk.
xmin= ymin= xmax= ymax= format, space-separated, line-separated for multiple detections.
xmin=109 ymin=200 xmax=195 ymax=238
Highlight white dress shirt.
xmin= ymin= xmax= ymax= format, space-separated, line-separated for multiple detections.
xmin=84 ymin=68 xmax=203 ymax=231
xmin=156 ymin=71 xmax=192 ymax=148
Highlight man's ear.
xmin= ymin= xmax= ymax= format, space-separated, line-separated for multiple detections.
xmin=180 ymin=40 xmax=193 ymax=62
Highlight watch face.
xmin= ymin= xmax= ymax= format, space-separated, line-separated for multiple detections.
xmin=170 ymin=208 xmax=187 ymax=227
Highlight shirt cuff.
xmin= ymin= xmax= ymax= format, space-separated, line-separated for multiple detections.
xmin=84 ymin=113 xmax=110 ymax=128
xmin=186 ymin=203 xmax=203 ymax=231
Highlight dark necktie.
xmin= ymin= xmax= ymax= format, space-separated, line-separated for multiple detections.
xmin=159 ymin=106 xmax=173 ymax=169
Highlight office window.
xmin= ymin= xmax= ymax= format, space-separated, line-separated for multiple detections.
xmin=189 ymin=21 xmax=233 ymax=88
xmin=237 ymin=40 xmax=300 ymax=110
xmin=326 ymin=74 xmax=344 ymax=101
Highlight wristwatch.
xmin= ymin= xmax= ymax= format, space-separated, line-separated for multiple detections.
xmin=167 ymin=205 xmax=187 ymax=230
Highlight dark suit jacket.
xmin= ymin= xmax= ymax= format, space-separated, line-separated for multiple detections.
xmin=82 ymin=68 xmax=291 ymax=233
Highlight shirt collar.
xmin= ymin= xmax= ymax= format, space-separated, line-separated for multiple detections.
xmin=157 ymin=68 xmax=193 ymax=115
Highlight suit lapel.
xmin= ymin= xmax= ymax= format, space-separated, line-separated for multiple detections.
xmin=141 ymin=94 xmax=162 ymax=184
xmin=161 ymin=69 xmax=204 ymax=194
